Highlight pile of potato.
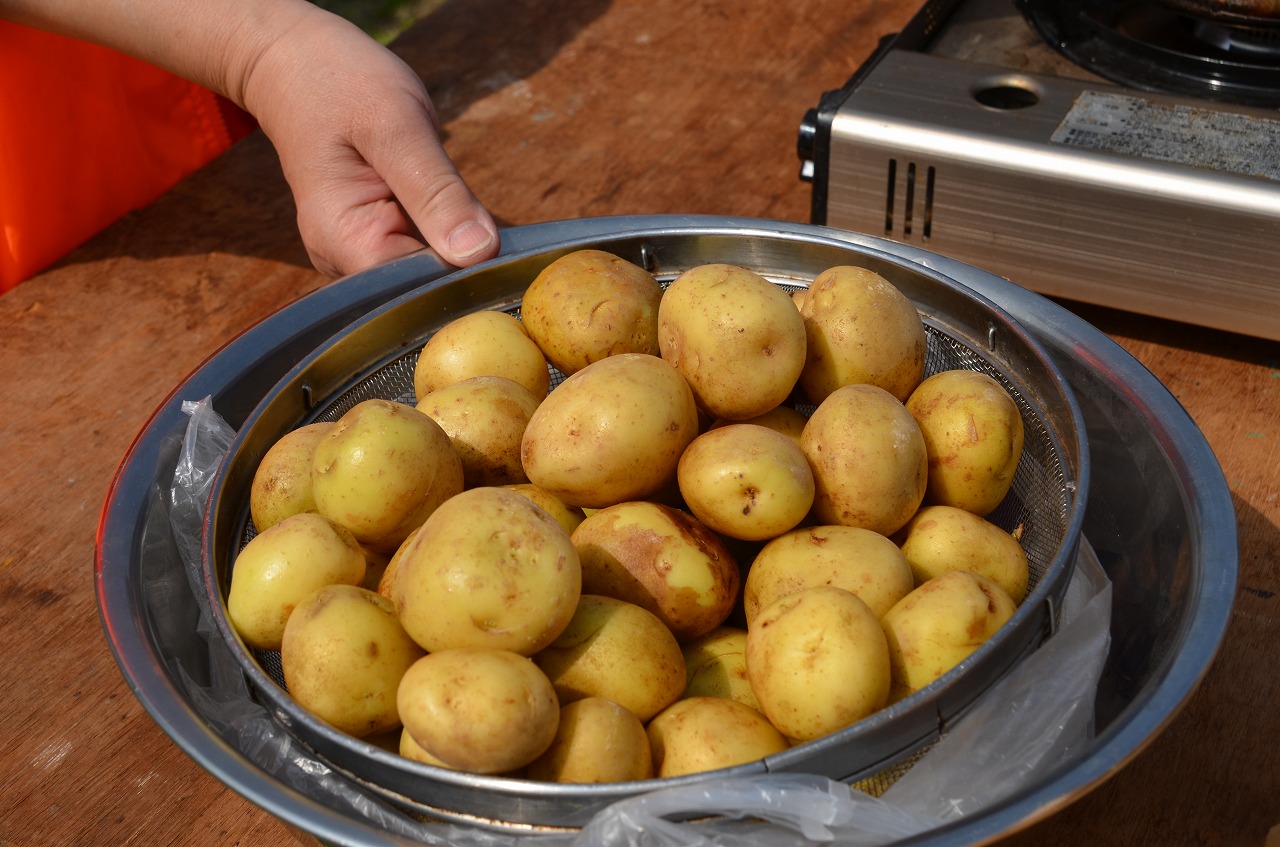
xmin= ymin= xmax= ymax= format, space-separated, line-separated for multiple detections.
xmin=227 ymin=249 xmax=1031 ymax=783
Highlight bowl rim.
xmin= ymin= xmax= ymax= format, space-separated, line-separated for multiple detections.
xmin=95 ymin=214 xmax=1236 ymax=846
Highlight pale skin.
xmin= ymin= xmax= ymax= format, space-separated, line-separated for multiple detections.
xmin=1 ymin=0 xmax=500 ymax=276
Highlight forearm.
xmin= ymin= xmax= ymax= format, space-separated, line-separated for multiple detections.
xmin=0 ymin=0 xmax=325 ymax=111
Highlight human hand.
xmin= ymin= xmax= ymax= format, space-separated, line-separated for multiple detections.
xmin=240 ymin=9 xmax=499 ymax=277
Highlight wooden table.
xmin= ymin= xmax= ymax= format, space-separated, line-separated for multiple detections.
xmin=2 ymin=1 xmax=1277 ymax=844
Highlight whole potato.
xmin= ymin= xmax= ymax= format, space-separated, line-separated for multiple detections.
xmin=896 ymin=505 xmax=1030 ymax=603
xmin=743 ymin=525 xmax=915 ymax=624
xmin=570 ymin=501 xmax=740 ymax=641
xmin=677 ymin=423 xmax=815 ymax=541
xmin=658 ymin=264 xmax=806 ymax=420
xmin=311 ymin=399 xmax=464 ymax=553
xmin=414 ymin=310 xmax=551 ymax=400
xmin=881 ymin=570 xmax=1018 ymax=702
xmin=397 ymin=647 xmax=560 ymax=775
xmin=502 ymin=483 xmax=588 ymax=537
xmin=681 ymin=626 xmax=761 ymax=712
xmin=647 ymin=696 xmax=789 ymax=778
xmin=226 ymin=512 xmax=366 ymax=651
xmin=800 ymin=383 xmax=928 ymax=536
xmin=281 ymin=584 xmax=425 ymax=738
xmin=533 ymin=595 xmax=686 ymax=722
xmin=519 ymin=249 xmax=663 ymax=375
xmin=416 ymin=375 xmax=541 ymax=488
xmin=391 ymin=486 xmax=580 ymax=655
xmin=746 ymin=585 xmax=891 ymax=742
xmin=526 ymin=697 xmax=654 ymax=783
xmin=797 ymin=265 xmax=927 ymax=404
xmin=520 ymin=353 xmax=699 ymax=508
xmin=905 ymin=369 xmax=1025 ymax=516
xmin=249 ymin=421 xmax=333 ymax=532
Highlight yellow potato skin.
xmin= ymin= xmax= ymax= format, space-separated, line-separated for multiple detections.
xmin=800 ymin=384 xmax=928 ymax=536
xmin=647 ymin=696 xmax=789 ymax=778
xmin=520 ymin=353 xmax=699 ymax=509
xmin=311 ymin=399 xmax=464 ymax=553
xmin=519 ymin=249 xmax=663 ymax=376
xmin=391 ymin=487 xmax=581 ymax=656
xmin=397 ymin=648 xmax=560 ymax=775
xmin=226 ymin=512 xmax=367 ymax=651
xmin=658 ymin=264 xmax=807 ymax=421
xmin=743 ymin=525 xmax=915 ymax=625
xmin=413 ymin=309 xmax=551 ymax=400
xmin=249 ymin=421 xmax=333 ymax=532
xmin=746 ymin=585 xmax=891 ymax=742
xmin=570 ymin=501 xmax=740 ymax=642
xmin=533 ymin=595 xmax=686 ymax=722
xmin=905 ymin=369 xmax=1025 ymax=516
xmin=880 ymin=570 xmax=1018 ymax=703
xmin=676 ymin=424 xmax=815 ymax=542
xmin=502 ymin=483 xmax=587 ymax=537
xmin=681 ymin=626 xmax=761 ymax=712
xmin=896 ymin=505 xmax=1030 ymax=603
xmin=416 ymin=375 xmax=541 ymax=488
xmin=281 ymin=584 xmax=425 ymax=738
xmin=797 ymin=266 xmax=927 ymax=404
xmin=708 ymin=405 xmax=808 ymax=445
xmin=526 ymin=697 xmax=654 ymax=783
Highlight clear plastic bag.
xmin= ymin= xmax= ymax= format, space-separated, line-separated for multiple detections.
xmin=160 ymin=397 xmax=1111 ymax=847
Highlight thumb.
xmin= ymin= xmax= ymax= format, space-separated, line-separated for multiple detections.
xmin=373 ymin=125 xmax=500 ymax=268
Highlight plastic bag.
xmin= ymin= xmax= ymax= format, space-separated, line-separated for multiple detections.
xmin=162 ymin=396 xmax=1112 ymax=847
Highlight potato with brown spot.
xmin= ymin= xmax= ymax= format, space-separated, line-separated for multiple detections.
xmin=745 ymin=585 xmax=891 ymax=742
xmin=658 ymin=263 xmax=807 ymax=420
xmin=390 ymin=487 xmax=581 ymax=656
xmin=281 ymin=584 xmax=425 ymax=738
xmin=896 ymin=505 xmax=1030 ymax=603
xmin=227 ymin=511 xmax=367 ymax=651
xmin=880 ymin=570 xmax=1018 ymax=703
xmin=677 ymin=423 xmax=815 ymax=542
xmin=570 ymin=501 xmax=740 ymax=641
xmin=519 ymin=249 xmax=663 ymax=376
xmin=413 ymin=309 xmax=551 ymax=400
xmin=311 ymin=399 xmax=464 ymax=553
xmin=743 ymin=525 xmax=915 ymax=624
xmin=797 ymin=265 xmax=926 ymax=404
xmin=800 ymin=384 xmax=928 ymax=536
xmin=416 ymin=375 xmax=541 ymax=488
xmin=249 ymin=421 xmax=333 ymax=532
xmin=647 ymin=696 xmax=789 ymax=778
xmin=905 ymin=369 xmax=1025 ymax=516
xmin=521 ymin=353 xmax=698 ymax=509
xmin=533 ymin=595 xmax=686 ymax=722
xmin=526 ymin=697 xmax=654 ymax=783
xmin=397 ymin=647 xmax=560 ymax=775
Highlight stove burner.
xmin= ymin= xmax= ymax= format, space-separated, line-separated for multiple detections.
xmin=1019 ymin=0 xmax=1280 ymax=107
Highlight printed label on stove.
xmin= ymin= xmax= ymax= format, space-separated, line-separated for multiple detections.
xmin=1050 ymin=91 xmax=1280 ymax=183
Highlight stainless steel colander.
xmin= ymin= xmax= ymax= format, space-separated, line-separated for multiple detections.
xmin=198 ymin=220 xmax=1088 ymax=829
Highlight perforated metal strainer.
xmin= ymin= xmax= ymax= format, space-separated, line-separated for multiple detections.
xmin=201 ymin=221 xmax=1088 ymax=830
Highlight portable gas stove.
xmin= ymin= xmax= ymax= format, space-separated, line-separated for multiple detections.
xmin=799 ymin=0 xmax=1280 ymax=340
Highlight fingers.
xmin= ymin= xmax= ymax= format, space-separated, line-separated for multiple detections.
xmin=364 ymin=107 xmax=500 ymax=270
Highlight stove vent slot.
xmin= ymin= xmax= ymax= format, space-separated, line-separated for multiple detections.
xmin=884 ymin=159 xmax=935 ymax=241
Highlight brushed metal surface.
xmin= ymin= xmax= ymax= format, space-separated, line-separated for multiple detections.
xmin=823 ymin=50 xmax=1280 ymax=340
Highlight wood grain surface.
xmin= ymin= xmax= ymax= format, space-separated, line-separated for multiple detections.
xmin=1 ymin=1 xmax=1276 ymax=845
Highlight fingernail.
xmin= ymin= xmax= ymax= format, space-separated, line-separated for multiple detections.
xmin=447 ymin=220 xmax=496 ymax=260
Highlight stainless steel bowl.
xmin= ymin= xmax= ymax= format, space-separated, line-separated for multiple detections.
xmin=96 ymin=216 xmax=1236 ymax=844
